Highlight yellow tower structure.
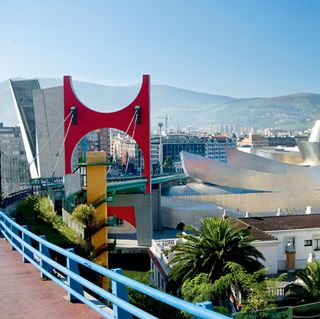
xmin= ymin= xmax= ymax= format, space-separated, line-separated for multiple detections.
xmin=86 ymin=151 xmax=109 ymax=289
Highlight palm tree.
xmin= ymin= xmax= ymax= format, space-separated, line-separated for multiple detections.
xmin=167 ymin=217 xmax=264 ymax=286
xmin=285 ymin=261 xmax=320 ymax=304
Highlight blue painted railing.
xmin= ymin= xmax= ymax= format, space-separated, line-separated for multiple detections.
xmin=0 ymin=210 xmax=230 ymax=319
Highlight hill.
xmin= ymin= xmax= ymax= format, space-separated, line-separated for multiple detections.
xmin=0 ymin=78 xmax=319 ymax=130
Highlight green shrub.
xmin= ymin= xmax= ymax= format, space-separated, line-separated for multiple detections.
xmin=12 ymin=195 xmax=87 ymax=254
xmin=34 ymin=196 xmax=56 ymax=224
xmin=14 ymin=195 xmax=41 ymax=225
xmin=128 ymin=287 xmax=185 ymax=319
xmin=71 ymin=204 xmax=97 ymax=233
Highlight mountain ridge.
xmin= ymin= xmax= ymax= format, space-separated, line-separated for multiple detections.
xmin=0 ymin=78 xmax=319 ymax=131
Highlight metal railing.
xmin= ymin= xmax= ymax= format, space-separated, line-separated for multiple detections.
xmin=0 ymin=210 xmax=230 ymax=319
xmin=1 ymin=189 xmax=31 ymax=208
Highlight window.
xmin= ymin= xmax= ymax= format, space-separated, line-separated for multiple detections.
xmin=284 ymin=236 xmax=295 ymax=253
xmin=304 ymin=240 xmax=312 ymax=247
xmin=314 ymin=239 xmax=320 ymax=251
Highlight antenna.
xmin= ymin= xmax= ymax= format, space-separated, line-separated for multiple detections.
xmin=157 ymin=113 xmax=171 ymax=134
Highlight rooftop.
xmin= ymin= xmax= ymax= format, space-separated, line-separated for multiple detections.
xmin=239 ymin=214 xmax=320 ymax=232
xmin=231 ymin=218 xmax=278 ymax=241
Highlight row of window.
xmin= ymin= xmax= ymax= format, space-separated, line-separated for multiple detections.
xmin=284 ymin=236 xmax=320 ymax=252
xmin=304 ymin=239 xmax=320 ymax=251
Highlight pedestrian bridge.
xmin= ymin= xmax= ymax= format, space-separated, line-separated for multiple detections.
xmin=0 ymin=210 xmax=229 ymax=319
xmin=30 ymin=174 xmax=187 ymax=193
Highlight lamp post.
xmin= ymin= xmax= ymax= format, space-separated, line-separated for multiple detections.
xmin=158 ymin=122 xmax=163 ymax=175
xmin=157 ymin=122 xmax=164 ymax=232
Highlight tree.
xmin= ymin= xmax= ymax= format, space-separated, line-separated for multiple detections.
xmin=285 ymin=261 xmax=320 ymax=304
xmin=34 ymin=196 xmax=57 ymax=224
xmin=167 ymin=217 xmax=264 ymax=287
xmin=71 ymin=204 xmax=97 ymax=235
xmin=180 ymin=272 xmax=230 ymax=315
xmin=128 ymin=273 xmax=185 ymax=319
xmin=181 ymin=263 xmax=286 ymax=315
xmin=163 ymin=156 xmax=174 ymax=173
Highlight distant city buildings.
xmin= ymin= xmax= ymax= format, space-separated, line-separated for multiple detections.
xmin=111 ymin=131 xmax=143 ymax=173
xmin=5 ymin=78 xmax=312 ymax=181
xmin=238 ymin=132 xmax=269 ymax=148
xmin=205 ymin=135 xmax=237 ymax=162
xmin=238 ymin=131 xmax=308 ymax=148
xmin=208 ymin=123 xmax=237 ymax=136
xmin=73 ymin=130 xmax=238 ymax=175
xmin=150 ymin=132 xmax=237 ymax=174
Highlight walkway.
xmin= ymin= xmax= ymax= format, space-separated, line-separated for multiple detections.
xmin=0 ymin=235 xmax=103 ymax=319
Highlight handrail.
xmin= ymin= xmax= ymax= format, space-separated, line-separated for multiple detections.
xmin=1 ymin=189 xmax=31 ymax=208
xmin=0 ymin=210 xmax=230 ymax=319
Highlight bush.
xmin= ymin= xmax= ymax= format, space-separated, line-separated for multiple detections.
xmin=34 ymin=196 xmax=57 ymax=224
xmin=128 ymin=283 xmax=185 ymax=319
xmin=14 ymin=195 xmax=82 ymax=250
xmin=14 ymin=195 xmax=41 ymax=225
xmin=71 ymin=204 xmax=97 ymax=234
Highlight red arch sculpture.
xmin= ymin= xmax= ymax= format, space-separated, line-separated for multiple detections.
xmin=64 ymin=75 xmax=151 ymax=194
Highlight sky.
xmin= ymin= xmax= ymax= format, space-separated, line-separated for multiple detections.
xmin=0 ymin=0 xmax=319 ymax=97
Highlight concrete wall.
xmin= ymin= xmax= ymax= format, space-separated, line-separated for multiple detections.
xmin=161 ymin=205 xmax=225 ymax=229
xmin=175 ymin=190 xmax=320 ymax=213
xmin=160 ymin=197 xmax=242 ymax=229
xmin=33 ymin=86 xmax=64 ymax=178
xmin=152 ymin=189 xmax=161 ymax=230
xmin=108 ymin=193 xmax=152 ymax=246
xmin=62 ymin=209 xmax=85 ymax=238
xmin=251 ymin=241 xmax=279 ymax=274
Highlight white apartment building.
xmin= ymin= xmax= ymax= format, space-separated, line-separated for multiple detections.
xmin=149 ymin=214 xmax=320 ymax=291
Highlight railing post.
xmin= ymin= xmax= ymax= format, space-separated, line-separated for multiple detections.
xmin=0 ymin=211 xmax=3 ymax=232
xmin=10 ymin=218 xmax=21 ymax=250
xmin=0 ymin=213 xmax=3 ymax=234
xmin=3 ymin=216 xmax=9 ymax=240
xmin=195 ymin=301 xmax=213 ymax=319
xmin=39 ymin=235 xmax=53 ymax=279
xmin=66 ymin=248 xmax=84 ymax=302
xmin=22 ymin=225 xmax=34 ymax=263
xmin=112 ymin=268 xmax=133 ymax=319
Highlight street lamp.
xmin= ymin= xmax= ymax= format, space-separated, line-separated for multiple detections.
xmin=158 ymin=122 xmax=163 ymax=175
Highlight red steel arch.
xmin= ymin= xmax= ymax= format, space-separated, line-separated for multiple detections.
xmin=64 ymin=75 xmax=151 ymax=194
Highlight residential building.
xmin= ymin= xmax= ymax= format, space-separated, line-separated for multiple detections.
xmin=149 ymin=214 xmax=320 ymax=291
xmin=267 ymin=136 xmax=297 ymax=147
xmin=205 ymin=134 xmax=237 ymax=163
xmin=99 ymin=128 xmax=110 ymax=156
xmin=209 ymin=123 xmax=237 ymax=136
xmin=162 ymin=133 xmax=206 ymax=162
xmin=150 ymin=133 xmax=236 ymax=174
xmin=0 ymin=123 xmax=29 ymax=197
xmin=238 ymin=133 xmax=269 ymax=147
xmin=148 ymin=217 xmax=278 ymax=291
xmin=242 ymin=214 xmax=320 ymax=271
xmin=111 ymin=131 xmax=143 ymax=173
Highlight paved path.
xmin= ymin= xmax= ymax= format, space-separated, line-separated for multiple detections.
xmin=0 ymin=236 xmax=103 ymax=319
